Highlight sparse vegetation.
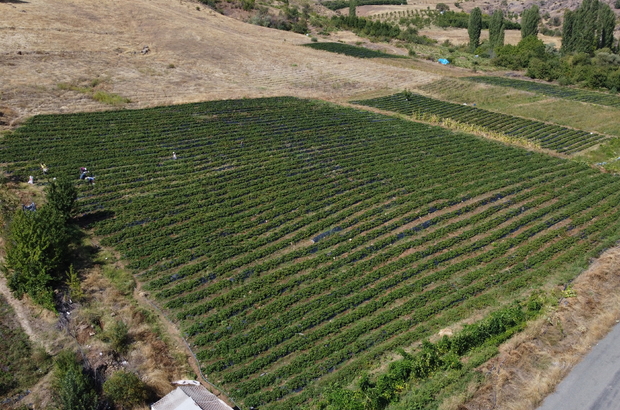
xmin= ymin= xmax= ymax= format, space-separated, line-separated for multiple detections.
xmin=0 ymin=294 xmax=52 ymax=402
xmin=57 ymin=80 xmax=130 ymax=106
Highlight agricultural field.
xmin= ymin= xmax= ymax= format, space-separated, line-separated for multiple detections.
xmin=321 ymin=0 xmax=406 ymax=11
xmin=467 ymin=76 xmax=620 ymax=109
xmin=353 ymin=92 xmax=608 ymax=154
xmin=302 ymin=42 xmax=406 ymax=59
xmin=4 ymin=97 xmax=620 ymax=409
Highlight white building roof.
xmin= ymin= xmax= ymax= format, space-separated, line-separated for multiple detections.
xmin=151 ymin=385 xmax=233 ymax=410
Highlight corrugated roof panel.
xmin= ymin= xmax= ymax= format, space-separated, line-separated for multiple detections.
xmin=151 ymin=386 xmax=233 ymax=410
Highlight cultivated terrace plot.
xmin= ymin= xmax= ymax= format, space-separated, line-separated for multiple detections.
xmin=3 ymin=97 xmax=620 ymax=409
xmin=354 ymin=92 xmax=608 ymax=154
xmin=467 ymin=76 xmax=620 ymax=109
xmin=302 ymin=42 xmax=406 ymax=59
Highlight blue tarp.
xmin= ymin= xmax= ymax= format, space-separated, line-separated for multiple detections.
xmin=438 ymin=58 xmax=450 ymax=65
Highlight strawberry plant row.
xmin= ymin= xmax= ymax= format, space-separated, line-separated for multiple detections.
xmin=4 ymin=97 xmax=620 ymax=409
xmin=352 ymin=92 xmax=608 ymax=154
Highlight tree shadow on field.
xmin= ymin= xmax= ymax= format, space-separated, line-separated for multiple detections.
xmin=75 ymin=209 xmax=115 ymax=229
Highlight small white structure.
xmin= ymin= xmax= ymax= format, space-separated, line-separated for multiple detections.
xmin=151 ymin=382 xmax=234 ymax=410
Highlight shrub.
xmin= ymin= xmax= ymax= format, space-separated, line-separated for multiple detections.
xmin=103 ymin=371 xmax=148 ymax=410
xmin=104 ymin=320 xmax=131 ymax=354
xmin=52 ymin=350 xmax=98 ymax=410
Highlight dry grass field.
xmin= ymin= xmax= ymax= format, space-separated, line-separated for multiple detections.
xmin=0 ymin=0 xmax=442 ymax=126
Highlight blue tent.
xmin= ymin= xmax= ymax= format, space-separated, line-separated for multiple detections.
xmin=438 ymin=58 xmax=450 ymax=65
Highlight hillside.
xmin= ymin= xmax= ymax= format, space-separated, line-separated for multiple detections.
xmin=0 ymin=0 xmax=441 ymax=127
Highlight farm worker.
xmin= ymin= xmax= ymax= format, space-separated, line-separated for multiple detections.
xmin=172 ymin=152 xmax=177 ymax=160
xmin=85 ymin=176 xmax=95 ymax=185
xmin=27 ymin=175 xmax=34 ymax=184
xmin=80 ymin=171 xmax=88 ymax=180
xmin=40 ymin=163 xmax=48 ymax=174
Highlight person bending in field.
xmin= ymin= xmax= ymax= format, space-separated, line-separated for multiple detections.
xmin=85 ymin=176 xmax=95 ymax=185
xmin=172 ymin=152 xmax=177 ymax=160
xmin=79 ymin=167 xmax=88 ymax=180
xmin=40 ymin=163 xmax=48 ymax=174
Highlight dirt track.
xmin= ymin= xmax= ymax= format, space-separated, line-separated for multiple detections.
xmin=0 ymin=0 xmax=440 ymax=126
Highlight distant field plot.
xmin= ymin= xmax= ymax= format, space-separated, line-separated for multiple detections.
xmin=321 ymin=0 xmax=406 ymax=10
xmin=4 ymin=97 xmax=620 ymax=409
xmin=467 ymin=76 xmax=620 ymax=108
xmin=353 ymin=92 xmax=608 ymax=154
xmin=302 ymin=42 xmax=406 ymax=58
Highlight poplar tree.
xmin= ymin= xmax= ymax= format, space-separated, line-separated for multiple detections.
xmin=489 ymin=9 xmax=505 ymax=49
xmin=597 ymin=2 xmax=615 ymax=50
xmin=561 ymin=9 xmax=576 ymax=53
xmin=468 ymin=7 xmax=482 ymax=52
xmin=575 ymin=0 xmax=598 ymax=53
xmin=349 ymin=0 xmax=356 ymax=17
xmin=521 ymin=5 xmax=540 ymax=38
xmin=563 ymin=0 xmax=617 ymax=54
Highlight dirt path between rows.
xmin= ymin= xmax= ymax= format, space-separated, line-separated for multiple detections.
xmin=0 ymin=274 xmax=52 ymax=353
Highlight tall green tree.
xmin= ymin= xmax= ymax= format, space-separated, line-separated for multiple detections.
xmin=575 ymin=0 xmax=599 ymax=53
xmin=521 ymin=5 xmax=540 ymax=38
xmin=489 ymin=9 xmax=505 ymax=50
xmin=597 ymin=2 xmax=616 ymax=50
xmin=563 ymin=0 xmax=616 ymax=54
xmin=468 ymin=7 xmax=482 ymax=52
xmin=2 ymin=206 xmax=70 ymax=310
xmin=45 ymin=177 xmax=78 ymax=221
xmin=561 ymin=9 xmax=577 ymax=54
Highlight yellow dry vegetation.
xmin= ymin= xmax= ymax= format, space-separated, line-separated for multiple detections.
xmin=0 ymin=0 xmax=440 ymax=126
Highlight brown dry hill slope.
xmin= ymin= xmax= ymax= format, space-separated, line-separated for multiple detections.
xmin=0 ymin=0 xmax=440 ymax=126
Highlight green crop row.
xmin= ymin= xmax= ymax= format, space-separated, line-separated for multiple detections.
xmin=352 ymin=92 xmax=608 ymax=154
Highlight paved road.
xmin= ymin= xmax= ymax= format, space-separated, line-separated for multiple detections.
xmin=538 ymin=322 xmax=620 ymax=410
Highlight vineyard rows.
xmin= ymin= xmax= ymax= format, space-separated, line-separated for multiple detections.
xmin=353 ymin=92 xmax=608 ymax=154
xmin=3 ymin=97 xmax=620 ymax=409
xmin=303 ymin=42 xmax=405 ymax=59
xmin=467 ymin=76 xmax=620 ymax=109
